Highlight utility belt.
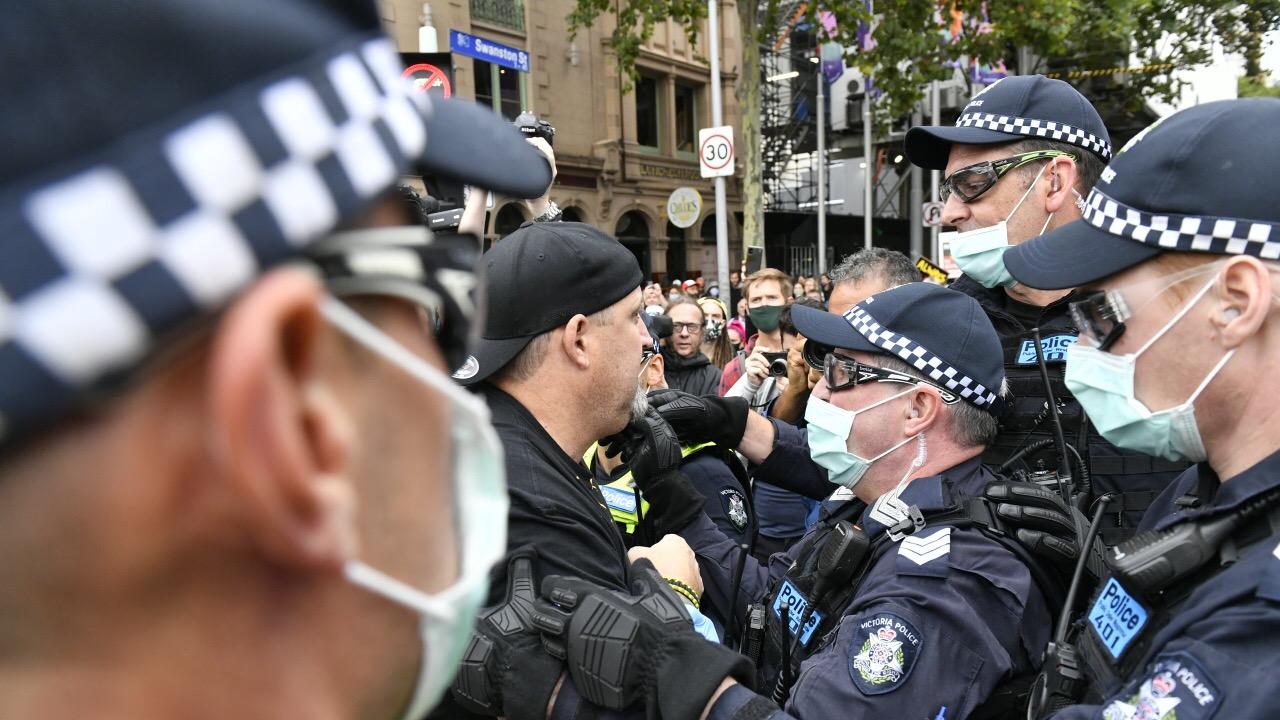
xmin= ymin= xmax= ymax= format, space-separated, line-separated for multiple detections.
xmin=1028 ymin=488 xmax=1280 ymax=718
xmin=746 ymin=495 xmax=1065 ymax=714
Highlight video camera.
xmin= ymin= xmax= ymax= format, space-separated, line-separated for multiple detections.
xmin=514 ymin=110 xmax=555 ymax=146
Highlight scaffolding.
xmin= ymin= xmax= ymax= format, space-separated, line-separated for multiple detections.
xmin=759 ymin=3 xmax=821 ymax=213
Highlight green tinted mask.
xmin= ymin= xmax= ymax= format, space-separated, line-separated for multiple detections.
xmin=749 ymin=304 xmax=784 ymax=333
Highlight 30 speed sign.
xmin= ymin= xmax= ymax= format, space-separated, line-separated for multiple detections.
xmin=699 ymin=126 xmax=735 ymax=178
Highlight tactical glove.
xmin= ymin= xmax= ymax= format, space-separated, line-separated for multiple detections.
xmin=450 ymin=551 xmax=562 ymax=719
xmin=533 ymin=558 xmax=754 ymax=720
xmin=984 ymin=481 xmax=1106 ymax=582
xmin=602 ymin=409 xmax=705 ymax=537
xmin=646 ymin=389 xmax=749 ymax=450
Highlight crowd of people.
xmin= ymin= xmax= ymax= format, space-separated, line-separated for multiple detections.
xmin=4 ymin=3 xmax=1280 ymax=720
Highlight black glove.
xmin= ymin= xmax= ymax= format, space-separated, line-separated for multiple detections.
xmin=647 ymin=388 xmax=749 ymax=450
xmin=602 ymin=409 xmax=705 ymax=537
xmin=984 ymin=481 xmax=1105 ymax=581
xmin=532 ymin=558 xmax=755 ymax=720
xmin=450 ymin=551 xmax=562 ymax=719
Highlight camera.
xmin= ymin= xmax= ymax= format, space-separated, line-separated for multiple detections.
xmin=763 ymin=351 xmax=790 ymax=377
xmin=514 ymin=110 xmax=556 ymax=146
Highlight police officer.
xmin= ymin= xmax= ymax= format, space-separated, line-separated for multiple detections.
xmin=0 ymin=1 xmax=554 ymax=718
xmin=480 ymin=283 xmax=1060 ymax=720
xmin=1002 ymin=98 xmax=1280 ymax=719
xmin=906 ymin=75 xmax=1185 ymax=543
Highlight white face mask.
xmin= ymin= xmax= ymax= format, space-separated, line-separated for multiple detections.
xmin=321 ymin=297 xmax=508 ymax=719
xmin=804 ymin=386 xmax=917 ymax=489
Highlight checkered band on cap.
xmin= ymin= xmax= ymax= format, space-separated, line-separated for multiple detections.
xmin=1082 ymin=188 xmax=1280 ymax=259
xmin=843 ymin=306 xmax=998 ymax=408
xmin=0 ymin=35 xmax=428 ymax=444
xmin=956 ymin=111 xmax=1112 ymax=160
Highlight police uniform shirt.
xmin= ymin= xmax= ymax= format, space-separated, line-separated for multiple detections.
xmin=694 ymin=457 xmax=1054 ymax=720
xmin=1050 ymin=449 xmax=1280 ymax=720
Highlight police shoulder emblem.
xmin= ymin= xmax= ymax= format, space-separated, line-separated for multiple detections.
xmin=849 ymin=611 xmax=922 ymax=695
xmin=1101 ymin=653 xmax=1219 ymax=720
xmin=720 ymin=488 xmax=749 ymax=532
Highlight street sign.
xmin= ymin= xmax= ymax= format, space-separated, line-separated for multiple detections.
xmin=698 ymin=126 xmax=735 ymax=178
xmin=915 ymin=256 xmax=949 ymax=284
xmin=666 ymin=187 xmax=702 ymax=229
xmin=922 ymin=201 xmax=945 ymax=227
xmin=448 ymin=30 xmax=529 ymax=73
xmin=399 ymin=53 xmax=454 ymax=99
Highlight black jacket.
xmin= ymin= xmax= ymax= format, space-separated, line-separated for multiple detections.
xmin=481 ymin=385 xmax=631 ymax=599
xmin=662 ymin=348 xmax=722 ymax=397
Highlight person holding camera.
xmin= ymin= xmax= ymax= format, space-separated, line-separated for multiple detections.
xmin=719 ymin=268 xmax=794 ymax=396
xmin=662 ymin=296 xmax=723 ymax=396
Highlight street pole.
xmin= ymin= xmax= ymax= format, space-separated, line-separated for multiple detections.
xmin=909 ymin=110 xmax=922 ymax=259
xmin=862 ymin=80 xmax=872 ymax=249
xmin=816 ymin=58 xmax=827 ymax=275
xmin=930 ymin=79 xmax=941 ymax=261
xmin=708 ymin=0 xmax=730 ymax=295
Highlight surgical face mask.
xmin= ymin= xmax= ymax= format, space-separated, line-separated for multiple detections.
xmin=705 ymin=318 xmax=724 ymax=341
xmin=1064 ymin=275 xmax=1233 ymax=463
xmin=804 ymin=386 xmax=916 ymax=489
xmin=321 ymin=297 xmax=508 ymax=719
xmin=748 ymin=304 xmax=784 ymax=333
xmin=942 ymin=162 xmax=1064 ymax=289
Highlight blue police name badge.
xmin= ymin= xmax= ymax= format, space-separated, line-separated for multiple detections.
xmin=599 ymin=484 xmax=637 ymax=514
xmin=720 ymin=488 xmax=749 ymax=532
xmin=1101 ymin=653 xmax=1220 ymax=720
xmin=1016 ymin=334 xmax=1076 ymax=364
xmin=849 ymin=612 xmax=921 ymax=695
xmin=1089 ymin=578 xmax=1149 ymax=659
xmin=772 ymin=580 xmax=825 ymax=647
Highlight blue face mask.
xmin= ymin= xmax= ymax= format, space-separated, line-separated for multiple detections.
xmin=1065 ymin=274 xmax=1234 ymax=463
xmin=804 ymin=387 xmax=916 ymax=489
xmin=943 ymin=162 xmax=1059 ymax=289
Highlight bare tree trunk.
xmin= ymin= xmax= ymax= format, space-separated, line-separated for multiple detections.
xmin=737 ymin=1 xmax=763 ymax=258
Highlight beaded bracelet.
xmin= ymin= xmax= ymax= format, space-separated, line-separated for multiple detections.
xmin=665 ymin=577 xmax=701 ymax=609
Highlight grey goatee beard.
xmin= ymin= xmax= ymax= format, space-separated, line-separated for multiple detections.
xmin=630 ymin=385 xmax=649 ymax=422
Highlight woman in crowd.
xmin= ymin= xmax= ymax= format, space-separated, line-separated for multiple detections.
xmin=697 ymin=297 xmax=734 ymax=369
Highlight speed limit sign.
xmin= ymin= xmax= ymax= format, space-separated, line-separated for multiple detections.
xmin=699 ymin=126 xmax=735 ymax=178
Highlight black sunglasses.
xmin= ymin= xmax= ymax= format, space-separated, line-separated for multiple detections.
xmin=940 ymin=149 xmax=1076 ymax=204
xmin=820 ymin=352 xmax=959 ymax=405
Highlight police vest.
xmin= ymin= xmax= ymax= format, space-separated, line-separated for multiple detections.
xmin=984 ymin=321 xmax=1186 ymax=544
xmin=758 ymin=496 xmax=1063 ymax=718
xmin=1068 ymin=493 xmax=1280 ymax=707
xmin=583 ymin=441 xmax=717 ymax=535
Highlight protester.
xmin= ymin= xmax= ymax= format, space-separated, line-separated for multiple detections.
xmin=827 ymin=248 xmax=919 ymax=314
xmin=720 ymin=268 xmax=794 ymax=395
xmin=662 ymin=296 xmax=722 ymax=396
xmin=643 ymin=282 xmax=666 ymax=315
xmin=698 ymin=297 xmax=735 ymax=369
xmin=0 ymin=2 xmax=557 ymax=718
xmin=684 ymin=278 xmax=702 ymax=299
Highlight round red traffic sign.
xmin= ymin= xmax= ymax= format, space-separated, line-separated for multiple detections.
xmin=699 ymin=132 xmax=733 ymax=171
xmin=402 ymin=63 xmax=452 ymax=98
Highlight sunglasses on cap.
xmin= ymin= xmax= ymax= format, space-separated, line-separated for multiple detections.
xmin=940 ymin=149 xmax=1076 ymax=204
xmin=1069 ymin=261 xmax=1226 ymax=352
xmin=812 ymin=349 xmax=960 ymax=405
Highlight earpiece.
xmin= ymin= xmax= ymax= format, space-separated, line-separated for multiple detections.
xmin=1050 ymin=174 xmax=1060 ymax=193
xmin=1223 ymin=308 xmax=1241 ymax=322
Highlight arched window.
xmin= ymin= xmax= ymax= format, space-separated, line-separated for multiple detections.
xmin=494 ymin=203 xmax=527 ymax=237
xmin=614 ymin=211 xmax=651 ymax=276
xmin=560 ymin=206 xmax=585 ymax=223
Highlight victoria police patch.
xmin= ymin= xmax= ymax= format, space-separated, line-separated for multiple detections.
xmin=1100 ymin=653 xmax=1220 ymax=720
xmin=720 ymin=488 xmax=749 ymax=532
xmin=849 ymin=612 xmax=922 ymax=695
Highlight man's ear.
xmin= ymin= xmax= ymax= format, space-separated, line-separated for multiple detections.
xmin=560 ymin=314 xmax=591 ymax=370
xmin=207 ymin=268 xmax=358 ymax=572
xmin=1044 ymin=158 xmax=1080 ymax=215
xmin=1216 ymin=256 xmax=1272 ymax=350
xmin=904 ymin=387 xmax=942 ymax=436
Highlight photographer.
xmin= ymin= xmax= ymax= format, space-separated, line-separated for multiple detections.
xmin=719 ymin=268 xmax=794 ymax=395
xmin=459 ymin=112 xmax=561 ymax=237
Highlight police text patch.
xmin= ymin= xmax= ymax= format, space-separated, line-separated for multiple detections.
xmin=1101 ymin=653 xmax=1220 ymax=720
xmin=599 ymin=484 xmax=637 ymax=514
xmin=1016 ymin=334 xmax=1076 ymax=364
xmin=772 ymin=580 xmax=824 ymax=647
xmin=849 ymin=612 xmax=921 ymax=695
xmin=1089 ymin=578 xmax=1149 ymax=659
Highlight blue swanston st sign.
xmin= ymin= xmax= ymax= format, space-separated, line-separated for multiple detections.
xmin=449 ymin=30 xmax=530 ymax=73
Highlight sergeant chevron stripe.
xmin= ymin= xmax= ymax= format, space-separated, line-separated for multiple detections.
xmin=898 ymin=527 xmax=951 ymax=565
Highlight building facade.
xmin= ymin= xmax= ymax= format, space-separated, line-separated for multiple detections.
xmin=381 ymin=0 xmax=746 ymax=282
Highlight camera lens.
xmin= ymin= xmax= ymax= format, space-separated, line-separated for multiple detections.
xmin=769 ymin=358 xmax=789 ymax=377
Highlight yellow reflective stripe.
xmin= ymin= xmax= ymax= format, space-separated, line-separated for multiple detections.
xmin=587 ymin=441 xmax=718 ymax=533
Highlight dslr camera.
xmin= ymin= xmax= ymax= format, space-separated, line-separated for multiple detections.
xmin=514 ymin=110 xmax=556 ymax=146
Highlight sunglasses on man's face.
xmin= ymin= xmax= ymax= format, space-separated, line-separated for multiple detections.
xmin=820 ymin=352 xmax=959 ymax=404
xmin=940 ymin=149 xmax=1076 ymax=204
